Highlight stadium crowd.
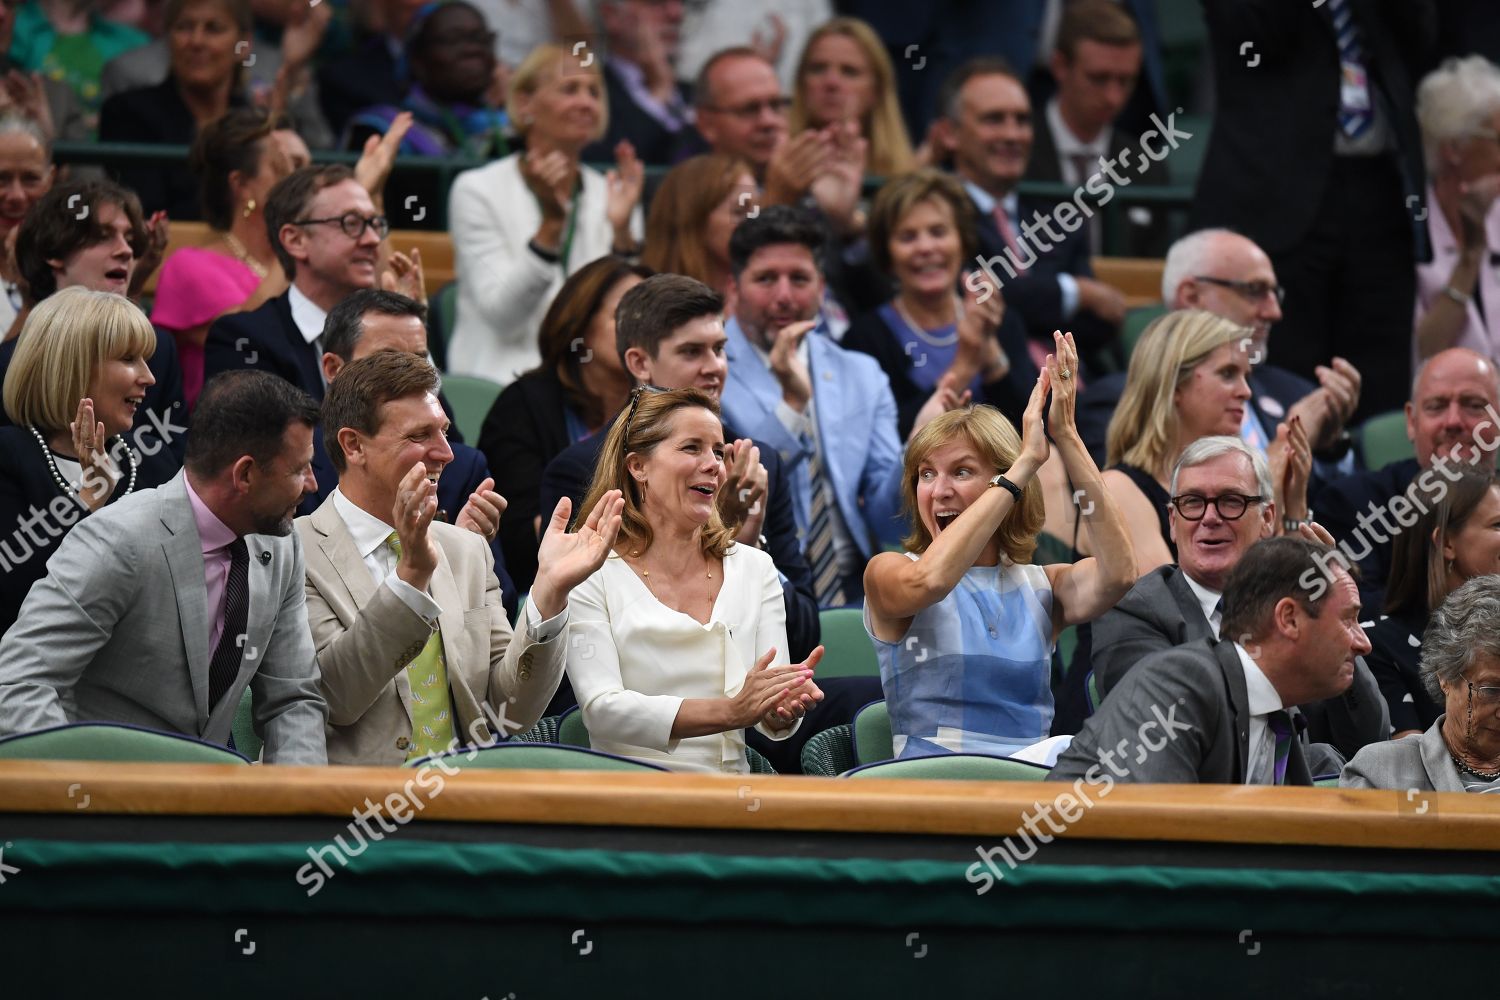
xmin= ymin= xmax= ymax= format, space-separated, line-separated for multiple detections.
xmin=1 ymin=0 xmax=1499 ymax=795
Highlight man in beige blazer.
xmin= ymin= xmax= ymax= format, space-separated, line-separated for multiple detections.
xmin=298 ymin=351 xmax=623 ymax=765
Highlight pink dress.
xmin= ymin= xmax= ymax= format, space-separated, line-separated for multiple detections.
xmin=150 ymin=246 xmax=262 ymax=409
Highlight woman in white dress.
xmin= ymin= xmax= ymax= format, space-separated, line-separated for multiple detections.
xmin=566 ymin=387 xmax=825 ymax=772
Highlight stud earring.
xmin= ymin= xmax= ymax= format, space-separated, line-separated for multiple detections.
xmin=243 ymin=198 xmax=256 ymax=218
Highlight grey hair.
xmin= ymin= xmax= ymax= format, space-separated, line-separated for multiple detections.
xmin=1417 ymin=56 xmax=1500 ymax=175
xmin=1420 ymin=575 xmax=1500 ymax=703
xmin=0 ymin=113 xmax=51 ymax=160
xmin=1160 ymin=228 xmax=1238 ymax=304
xmin=1170 ymin=435 xmax=1274 ymax=499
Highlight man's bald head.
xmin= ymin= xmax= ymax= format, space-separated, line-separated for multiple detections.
xmin=1407 ymin=347 xmax=1500 ymax=467
xmin=1162 ymin=229 xmax=1283 ymax=357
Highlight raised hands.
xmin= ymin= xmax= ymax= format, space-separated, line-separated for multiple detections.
xmin=531 ymin=490 xmax=625 ymax=620
xmin=957 ymin=272 xmax=1007 ymax=383
xmin=1043 ymin=330 xmax=1081 ymax=438
xmin=719 ymin=439 xmax=768 ymax=543
xmin=520 ymin=148 xmax=578 ymax=221
xmin=355 ymin=111 xmax=413 ymax=206
xmin=70 ymin=397 xmax=120 ymax=511
xmin=1016 ymin=361 xmax=1053 ymax=471
xmin=909 ymin=371 xmax=973 ymax=440
xmin=768 ymin=319 xmax=815 ymax=412
xmin=126 ymin=211 xmax=169 ymax=300
xmin=764 ymin=130 xmax=823 ymax=205
xmin=809 ymin=121 xmax=868 ymax=236
xmin=455 ymin=476 xmax=507 ymax=543
xmin=392 ymin=461 xmax=442 ymax=589
xmin=605 ymin=140 xmax=644 ymax=244
xmin=0 ymin=70 xmax=55 ymax=140
xmin=1268 ymin=414 xmax=1312 ymax=526
xmin=380 ymin=248 xmax=425 ymax=304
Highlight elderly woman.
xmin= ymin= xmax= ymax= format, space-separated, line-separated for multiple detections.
xmin=863 ymin=332 xmax=1135 ymax=758
xmin=1413 ymin=56 xmax=1500 ymax=364
xmin=789 ymin=17 xmax=913 ymax=178
xmin=448 ymin=42 xmax=645 ymax=384
xmin=478 ymin=256 xmax=648 ymax=592
xmin=1065 ymin=310 xmax=1311 ymax=575
xmin=1343 ymin=576 xmax=1500 ymax=793
xmin=642 ymin=153 xmax=757 ymax=298
xmin=566 ymin=387 xmax=824 ymax=773
xmin=0 ymin=115 xmax=55 ymax=333
xmin=0 ymin=287 xmax=180 ymax=634
xmin=1365 ymin=469 xmax=1500 ymax=738
xmin=843 ymin=169 xmax=1037 ymax=438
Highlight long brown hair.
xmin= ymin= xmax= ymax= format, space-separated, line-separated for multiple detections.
xmin=1386 ymin=468 xmax=1500 ymax=617
xmin=642 ymin=153 xmax=753 ymax=285
xmin=578 ymin=387 xmax=736 ymax=559
xmin=789 ymin=17 xmax=914 ymax=177
xmin=530 ymin=256 xmax=651 ymax=428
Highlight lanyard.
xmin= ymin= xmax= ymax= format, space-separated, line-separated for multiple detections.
xmin=558 ymin=180 xmax=582 ymax=272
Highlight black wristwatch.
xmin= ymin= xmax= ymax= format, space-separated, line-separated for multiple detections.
xmin=989 ymin=473 xmax=1024 ymax=503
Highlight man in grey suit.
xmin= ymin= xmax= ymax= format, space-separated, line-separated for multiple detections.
xmin=300 ymin=351 xmax=624 ymax=765
xmin=1092 ymin=436 xmax=1389 ymax=758
xmin=0 ymin=371 xmax=328 ymax=764
xmin=1051 ymin=536 xmax=1372 ymax=784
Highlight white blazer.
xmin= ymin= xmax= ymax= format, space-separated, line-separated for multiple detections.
xmin=447 ymin=152 xmax=642 ymax=384
xmin=566 ymin=544 xmax=799 ymax=773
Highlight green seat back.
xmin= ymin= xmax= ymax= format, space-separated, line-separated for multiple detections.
xmin=746 ymin=746 xmax=777 ymax=774
xmin=1122 ymin=304 xmax=1168 ymax=362
xmin=0 ymin=723 xmax=248 ymax=764
xmin=409 ymin=744 xmax=665 ymax=771
xmin=558 ymin=706 xmax=590 ymax=747
xmin=1314 ymin=775 xmax=1341 ymax=788
xmin=1358 ymin=410 xmax=1415 ymax=469
xmin=852 ymin=700 xmax=893 ymax=765
xmin=1033 ymin=531 xmax=1075 ymax=566
xmin=1087 ymin=671 xmax=1103 ymax=714
xmin=801 ymin=723 xmax=854 ymax=777
xmin=513 ymin=714 xmax=561 ymax=744
xmin=1057 ymin=624 xmax=1079 ymax=678
xmin=441 ymin=373 xmax=504 ymax=445
xmin=845 ymin=753 xmax=1050 ymax=781
xmin=427 ymin=281 xmax=456 ymax=370
xmin=231 ymin=688 xmax=262 ymax=762
xmin=817 ymin=607 xmax=880 ymax=678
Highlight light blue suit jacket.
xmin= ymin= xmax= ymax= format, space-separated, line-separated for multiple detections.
xmin=719 ymin=318 xmax=905 ymax=560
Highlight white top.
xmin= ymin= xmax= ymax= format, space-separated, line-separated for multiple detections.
xmin=288 ymin=285 xmax=329 ymax=389
xmin=331 ymin=488 xmax=443 ymax=623
xmin=447 ymin=152 xmax=643 ymax=384
xmin=565 ymin=543 xmax=798 ymax=773
xmin=1235 ymin=642 xmax=1287 ymax=785
xmin=1183 ymin=573 xmax=1223 ymax=640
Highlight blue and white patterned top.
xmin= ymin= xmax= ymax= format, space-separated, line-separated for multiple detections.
xmin=865 ymin=553 xmax=1055 ymax=758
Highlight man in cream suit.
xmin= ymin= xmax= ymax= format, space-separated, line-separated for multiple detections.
xmin=301 ymin=351 xmax=623 ymax=765
xmin=0 ymin=372 xmax=328 ymax=764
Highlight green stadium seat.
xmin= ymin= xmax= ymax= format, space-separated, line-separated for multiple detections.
xmin=231 ymin=688 xmax=262 ymax=762
xmin=852 ymin=699 xmax=893 ymax=765
xmin=0 ymin=722 xmax=249 ymax=764
xmin=843 ymin=753 xmax=1051 ymax=781
xmin=407 ymin=743 xmax=667 ymax=771
xmin=558 ymin=705 xmax=590 ymax=747
xmin=1057 ymin=624 xmax=1079 ymax=679
xmin=1122 ymin=304 xmax=1168 ymax=362
xmin=1358 ymin=410 xmax=1415 ymax=469
xmin=441 ymin=373 xmax=503 ymax=444
xmin=800 ymin=724 xmax=854 ymax=776
xmin=817 ymin=607 xmax=880 ymax=678
xmin=512 ymin=714 xmax=562 ymax=744
xmin=746 ymin=746 xmax=777 ymax=774
xmin=427 ymin=280 xmax=456 ymax=371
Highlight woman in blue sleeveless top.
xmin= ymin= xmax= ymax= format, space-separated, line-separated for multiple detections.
xmin=864 ymin=331 xmax=1137 ymax=757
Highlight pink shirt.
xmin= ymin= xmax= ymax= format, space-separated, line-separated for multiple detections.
xmin=184 ymin=475 xmax=239 ymax=653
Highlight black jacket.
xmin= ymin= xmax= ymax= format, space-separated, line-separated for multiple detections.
xmin=205 ymin=293 xmax=325 ymax=402
xmin=1313 ymin=457 xmax=1422 ymax=611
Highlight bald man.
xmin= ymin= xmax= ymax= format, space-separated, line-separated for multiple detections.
xmin=1314 ymin=347 xmax=1500 ymax=607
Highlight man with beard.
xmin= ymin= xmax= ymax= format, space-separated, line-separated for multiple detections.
xmin=0 ymin=371 xmax=328 ymax=764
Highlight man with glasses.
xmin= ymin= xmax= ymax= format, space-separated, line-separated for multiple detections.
xmin=1078 ymin=229 xmax=1364 ymax=489
xmin=1090 ymin=436 xmax=1387 ymax=760
xmin=204 ymin=165 xmax=395 ymax=405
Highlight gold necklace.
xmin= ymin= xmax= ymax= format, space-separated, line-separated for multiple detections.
xmin=224 ymin=232 xmax=269 ymax=279
xmin=632 ymin=549 xmax=714 ymax=581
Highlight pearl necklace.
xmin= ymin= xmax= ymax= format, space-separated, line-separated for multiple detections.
xmin=224 ymin=232 xmax=269 ymax=280
xmin=1450 ymin=750 xmax=1500 ymax=780
xmin=29 ymin=424 xmax=137 ymax=504
xmin=893 ymin=295 xmax=965 ymax=348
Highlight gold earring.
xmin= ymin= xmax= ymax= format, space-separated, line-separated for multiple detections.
xmin=243 ymin=198 xmax=256 ymax=218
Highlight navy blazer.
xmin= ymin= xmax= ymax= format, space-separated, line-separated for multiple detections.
xmin=204 ymin=293 xmax=325 ymax=402
xmin=579 ymin=60 xmax=694 ymax=167
xmin=1313 ymin=457 xmax=1421 ymax=610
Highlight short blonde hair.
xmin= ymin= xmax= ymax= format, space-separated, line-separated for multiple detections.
xmin=1106 ymin=309 xmax=1249 ymax=476
xmin=2 ymin=286 xmax=156 ymax=432
xmin=507 ymin=42 xmax=609 ymax=142
xmin=578 ymin=387 xmax=735 ymax=559
xmin=900 ymin=405 xmax=1045 ymax=562
xmin=790 ymin=17 xmax=914 ymax=178
xmin=1417 ymin=55 xmax=1500 ymax=174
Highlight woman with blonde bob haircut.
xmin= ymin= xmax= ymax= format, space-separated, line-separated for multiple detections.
xmin=642 ymin=153 xmax=757 ymax=296
xmin=566 ymin=387 xmax=825 ymax=772
xmin=0 ymin=287 xmax=182 ymax=633
xmin=865 ymin=332 xmax=1135 ymax=759
xmin=1087 ymin=309 xmax=1310 ymax=576
xmin=449 ymin=41 xmax=645 ymax=382
xmin=790 ymin=17 xmax=914 ymax=177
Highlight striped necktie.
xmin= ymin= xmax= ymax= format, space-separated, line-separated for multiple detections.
xmin=385 ymin=532 xmax=456 ymax=759
xmin=1326 ymin=0 xmax=1373 ymax=139
xmin=1267 ymin=709 xmax=1294 ymax=785
xmin=207 ymin=537 xmax=249 ymax=714
xmin=804 ymin=433 xmax=847 ymax=609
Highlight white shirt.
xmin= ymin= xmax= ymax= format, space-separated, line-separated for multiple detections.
xmin=1047 ymin=97 xmax=1111 ymax=186
xmin=289 ymin=285 xmax=329 ymax=389
xmin=1234 ymin=642 xmax=1287 ymax=785
xmin=565 ymin=545 xmax=799 ymax=773
xmin=1183 ymin=573 xmax=1223 ymax=639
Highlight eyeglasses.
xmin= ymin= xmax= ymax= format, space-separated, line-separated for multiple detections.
xmin=292 ymin=212 xmax=389 ymax=240
xmin=1193 ymin=276 xmax=1286 ymax=305
xmin=623 ymin=384 xmax=668 ymax=435
xmin=1169 ymin=493 xmax=1265 ymax=521
xmin=700 ymin=96 xmax=793 ymax=120
xmin=1468 ymin=679 xmax=1500 ymax=705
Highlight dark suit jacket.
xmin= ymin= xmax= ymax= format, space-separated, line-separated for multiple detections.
xmin=1091 ymin=564 xmax=1389 ymax=759
xmin=579 ymin=60 xmax=693 ymax=167
xmin=476 ymin=369 xmax=575 ymax=593
xmin=1049 ymin=638 xmax=1333 ymax=784
xmin=204 ymin=293 xmax=324 ymax=402
xmin=1025 ymin=114 xmax=1171 ymax=258
xmin=97 ymin=75 xmax=248 ymax=220
xmin=1191 ymin=0 xmax=1435 ymax=256
xmin=538 ymin=413 xmax=820 ymax=665
xmin=1312 ymin=457 xmax=1421 ymax=610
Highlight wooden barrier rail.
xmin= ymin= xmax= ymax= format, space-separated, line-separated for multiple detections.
xmin=2 ymin=759 xmax=1494 ymax=852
